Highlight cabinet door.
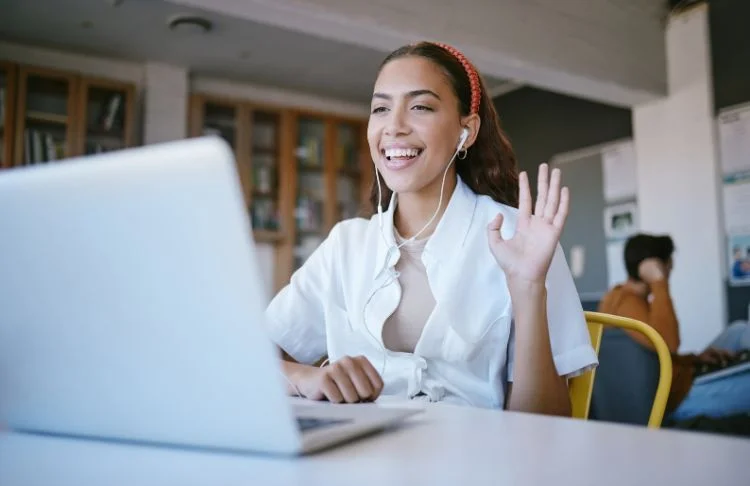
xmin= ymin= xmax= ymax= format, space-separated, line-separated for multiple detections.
xmin=249 ymin=109 xmax=284 ymax=241
xmin=293 ymin=116 xmax=327 ymax=270
xmin=334 ymin=121 xmax=367 ymax=221
xmin=14 ymin=67 xmax=76 ymax=166
xmin=0 ymin=63 xmax=18 ymax=168
xmin=77 ymin=79 xmax=135 ymax=156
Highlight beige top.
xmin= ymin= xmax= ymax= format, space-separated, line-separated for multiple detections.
xmin=381 ymin=230 xmax=437 ymax=353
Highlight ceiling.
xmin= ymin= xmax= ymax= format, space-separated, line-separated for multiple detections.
xmin=0 ymin=0 xmax=512 ymax=103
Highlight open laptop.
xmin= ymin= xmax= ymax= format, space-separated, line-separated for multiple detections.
xmin=0 ymin=136 xmax=419 ymax=455
xmin=693 ymin=349 xmax=750 ymax=385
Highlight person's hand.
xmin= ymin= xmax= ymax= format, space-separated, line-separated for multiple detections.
xmin=695 ymin=347 xmax=736 ymax=366
xmin=294 ymin=355 xmax=383 ymax=403
xmin=638 ymin=258 xmax=667 ymax=283
xmin=488 ymin=163 xmax=569 ymax=284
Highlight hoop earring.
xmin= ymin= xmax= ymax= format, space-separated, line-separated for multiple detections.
xmin=458 ymin=148 xmax=468 ymax=160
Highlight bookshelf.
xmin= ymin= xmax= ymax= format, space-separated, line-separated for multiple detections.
xmin=0 ymin=62 xmax=136 ymax=168
xmin=14 ymin=66 xmax=76 ymax=166
xmin=0 ymin=62 xmax=17 ymax=168
xmin=189 ymin=95 xmax=286 ymax=243
xmin=189 ymin=95 xmax=370 ymax=291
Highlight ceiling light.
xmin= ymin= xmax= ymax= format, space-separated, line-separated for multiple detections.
xmin=167 ymin=14 xmax=212 ymax=34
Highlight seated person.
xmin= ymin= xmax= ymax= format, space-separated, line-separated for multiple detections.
xmin=599 ymin=233 xmax=750 ymax=422
xmin=262 ymin=41 xmax=598 ymax=415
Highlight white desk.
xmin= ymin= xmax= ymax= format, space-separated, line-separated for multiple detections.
xmin=1 ymin=400 xmax=748 ymax=486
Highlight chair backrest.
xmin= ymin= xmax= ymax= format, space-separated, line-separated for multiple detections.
xmin=569 ymin=320 xmax=603 ymax=419
xmin=569 ymin=311 xmax=673 ymax=428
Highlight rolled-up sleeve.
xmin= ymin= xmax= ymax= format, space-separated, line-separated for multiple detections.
xmin=263 ymin=225 xmax=341 ymax=364
xmin=507 ymin=244 xmax=598 ymax=382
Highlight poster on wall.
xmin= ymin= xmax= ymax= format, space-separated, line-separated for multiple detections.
xmin=603 ymin=202 xmax=638 ymax=240
xmin=602 ymin=142 xmax=637 ymax=203
xmin=723 ymin=171 xmax=750 ymax=233
xmin=718 ymin=105 xmax=750 ymax=176
xmin=729 ymin=234 xmax=750 ymax=286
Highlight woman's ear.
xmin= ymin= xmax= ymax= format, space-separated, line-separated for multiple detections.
xmin=460 ymin=114 xmax=481 ymax=149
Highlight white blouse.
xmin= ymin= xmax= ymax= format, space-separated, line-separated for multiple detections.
xmin=264 ymin=176 xmax=598 ymax=408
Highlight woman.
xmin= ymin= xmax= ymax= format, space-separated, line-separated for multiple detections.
xmin=264 ymin=42 xmax=597 ymax=415
xmin=598 ymin=233 xmax=750 ymax=422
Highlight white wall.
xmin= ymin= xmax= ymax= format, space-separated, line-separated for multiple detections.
xmin=633 ymin=4 xmax=725 ymax=352
xmin=192 ymin=77 xmax=369 ymax=118
xmin=0 ymin=41 xmax=144 ymax=84
xmin=142 ymin=62 xmax=189 ymax=145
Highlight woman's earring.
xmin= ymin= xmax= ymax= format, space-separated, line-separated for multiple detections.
xmin=458 ymin=148 xmax=468 ymax=160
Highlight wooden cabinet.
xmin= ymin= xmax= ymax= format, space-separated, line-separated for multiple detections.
xmin=0 ymin=62 xmax=136 ymax=168
xmin=189 ymin=95 xmax=371 ymax=290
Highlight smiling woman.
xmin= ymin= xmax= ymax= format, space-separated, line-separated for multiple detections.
xmin=263 ymin=41 xmax=598 ymax=415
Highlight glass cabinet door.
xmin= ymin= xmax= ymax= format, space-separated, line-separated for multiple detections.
xmin=293 ymin=117 xmax=326 ymax=269
xmin=18 ymin=71 xmax=74 ymax=165
xmin=250 ymin=110 xmax=282 ymax=234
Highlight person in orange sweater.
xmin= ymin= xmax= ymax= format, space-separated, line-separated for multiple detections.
xmin=598 ymin=233 xmax=750 ymax=422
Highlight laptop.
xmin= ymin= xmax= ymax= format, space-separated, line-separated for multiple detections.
xmin=0 ymin=136 xmax=419 ymax=455
xmin=693 ymin=349 xmax=750 ymax=385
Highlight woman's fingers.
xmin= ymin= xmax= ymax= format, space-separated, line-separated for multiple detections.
xmin=518 ymin=171 xmax=532 ymax=218
xmin=534 ymin=163 xmax=549 ymax=216
xmin=543 ymin=167 xmax=562 ymax=222
xmin=552 ymin=186 xmax=570 ymax=229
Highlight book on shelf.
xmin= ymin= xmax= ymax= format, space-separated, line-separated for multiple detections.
xmin=96 ymin=93 xmax=123 ymax=132
xmin=251 ymin=199 xmax=280 ymax=231
xmin=23 ymin=129 xmax=65 ymax=165
xmin=253 ymin=164 xmax=275 ymax=194
xmin=294 ymin=195 xmax=324 ymax=232
xmin=296 ymin=137 xmax=322 ymax=167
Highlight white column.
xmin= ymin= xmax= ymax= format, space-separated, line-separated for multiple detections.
xmin=142 ymin=62 xmax=188 ymax=145
xmin=632 ymin=4 xmax=725 ymax=352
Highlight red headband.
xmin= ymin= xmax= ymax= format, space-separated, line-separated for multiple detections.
xmin=430 ymin=42 xmax=481 ymax=115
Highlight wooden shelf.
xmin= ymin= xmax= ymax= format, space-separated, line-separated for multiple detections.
xmin=296 ymin=228 xmax=324 ymax=237
xmin=27 ymin=111 xmax=68 ymax=124
xmin=298 ymin=163 xmax=324 ymax=173
xmin=252 ymin=146 xmax=277 ymax=155
xmin=338 ymin=167 xmax=361 ymax=178
xmin=253 ymin=190 xmax=277 ymax=199
xmin=204 ymin=117 xmax=236 ymax=129
xmin=254 ymin=229 xmax=285 ymax=243
xmin=87 ymin=126 xmax=124 ymax=137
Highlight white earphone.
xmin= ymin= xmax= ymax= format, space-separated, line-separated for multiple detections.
xmin=457 ymin=127 xmax=469 ymax=151
xmin=375 ymin=127 xmax=470 ymax=228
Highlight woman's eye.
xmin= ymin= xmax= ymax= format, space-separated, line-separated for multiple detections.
xmin=412 ymin=105 xmax=433 ymax=111
xmin=371 ymin=106 xmax=387 ymax=114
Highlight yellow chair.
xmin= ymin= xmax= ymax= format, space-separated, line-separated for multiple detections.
xmin=569 ymin=311 xmax=673 ymax=428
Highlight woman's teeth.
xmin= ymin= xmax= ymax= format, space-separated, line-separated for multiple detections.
xmin=384 ymin=148 xmax=421 ymax=160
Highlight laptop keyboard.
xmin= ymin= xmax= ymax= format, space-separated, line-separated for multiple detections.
xmin=296 ymin=417 xmax=351 ymax=432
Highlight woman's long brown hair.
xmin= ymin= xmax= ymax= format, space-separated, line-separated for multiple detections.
xmin=368 ymin=42 xmax=519 ymax=212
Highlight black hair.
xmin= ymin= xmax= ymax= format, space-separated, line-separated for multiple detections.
xmin=624 ymin=233 xmax=675 ymax=281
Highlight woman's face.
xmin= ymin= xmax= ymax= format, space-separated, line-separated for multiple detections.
xmin=367 ymin=56 xmax=467 ymax=198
